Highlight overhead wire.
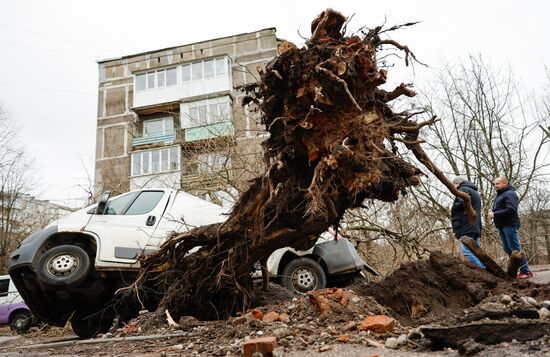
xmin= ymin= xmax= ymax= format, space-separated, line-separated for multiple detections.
xmin=0 ymin=81 xmax=96 ymax=96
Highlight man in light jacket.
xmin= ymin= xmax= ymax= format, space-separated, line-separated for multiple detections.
xmin=489 ymin=177 xmax=533 ymax=279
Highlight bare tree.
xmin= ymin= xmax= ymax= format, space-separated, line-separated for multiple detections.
xmin=0 ymin=104 xmax=34 ymax=273
xmin=412 ymin=55 xmax=550 ymax=261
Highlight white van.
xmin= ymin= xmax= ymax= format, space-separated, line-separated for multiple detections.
xmin=9 ymin=189 xmax=376 ymax=338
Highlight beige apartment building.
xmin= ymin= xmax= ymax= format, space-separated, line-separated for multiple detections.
xmin=94 ymin=28 xmax=279 ymax=202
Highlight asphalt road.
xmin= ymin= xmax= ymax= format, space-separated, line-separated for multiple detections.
xmin=529 ymin=264 xmax=550 ymax=284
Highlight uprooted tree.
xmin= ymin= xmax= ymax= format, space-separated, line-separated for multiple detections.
xmin=133 ymin=9 xmax=475 ymax=320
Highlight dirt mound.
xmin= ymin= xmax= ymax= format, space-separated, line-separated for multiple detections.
xmin=251 ymin=282 xmax=299 ymax=308
xmin=352 ymin=251 xmax=503 ymax=325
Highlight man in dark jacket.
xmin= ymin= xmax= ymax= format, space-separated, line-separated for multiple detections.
xmin=489 ymin=177 xmax=532 ymax=279
xmin=451 ymin=176 xmax=485 ymax=268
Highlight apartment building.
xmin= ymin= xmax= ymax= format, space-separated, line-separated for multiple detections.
xmin=95 ymin=28 xmax=279 ymax=201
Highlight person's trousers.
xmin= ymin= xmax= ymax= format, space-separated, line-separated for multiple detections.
xmin=460 ymin=235 xmax=486 ymax=269
xmin=497 ymin=226 xmax=530 ymax=274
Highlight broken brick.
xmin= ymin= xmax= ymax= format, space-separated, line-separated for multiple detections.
xmin=338 ymin=334 xmax=350 ymax=343
xmin=252 ymin=309 xmax=264 ymax=320
xmin=332 ymin=288 xmax=344 ymax=300
xmin=243 ymin=336 xmax=277 ymax=357
xmin=359 ymin=315 xmax=396 ymax=333
xmin=340 ymin=290 xmax=353 ymax=305
xmin=278 ymin=312 xmax=290 ymax=322
xmin=309 ymin=292 xmax=332 ymax=314
xmin=263 ymin=311 xmax=280 ymax=323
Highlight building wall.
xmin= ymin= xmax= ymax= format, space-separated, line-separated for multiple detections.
xmin=95 ymin=28 xmax=278 ymax=197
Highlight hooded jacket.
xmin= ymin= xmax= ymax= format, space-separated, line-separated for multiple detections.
xmin=451 ymin=180 xmax=482 ymax=238
xmin=492 ymin=184 xmax=521 ymax=228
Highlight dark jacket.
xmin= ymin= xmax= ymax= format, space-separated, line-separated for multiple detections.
xmin=451 ymin=181 xmax=482 ymax=238
xmin=492 ymin=184 xmax=521 ymax=228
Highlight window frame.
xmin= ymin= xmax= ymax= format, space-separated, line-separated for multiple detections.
xmin=181 ymin=56 xmax=228 ymax=82
xmin=102 ymin=190 xmax=165 ymax=216
xmin=184 ymin=96 xmax=232 ymax=129
xmin=142 ymin=116 xmax=174 ymax=137
xmin=197 ymin=152 xmax=231 ymax=173
xmin=131 ymin=146 xmax=180 ymax=177
xmin=135 ymin=67 xmax=178 ymax=92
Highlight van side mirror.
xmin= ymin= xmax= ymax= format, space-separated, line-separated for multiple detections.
xmin=96 ymin=191 xmax=111 ymax=215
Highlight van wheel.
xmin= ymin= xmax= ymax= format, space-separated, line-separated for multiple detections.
xmin=37 ymin=245 xmax=90 ymax=287
xmin=281 ymin=258 xmax=326 ymax=294
xmin=71 ymin=310 xmax=114 ymax=339
xmin=10 ymin=312 xmax=32 ymax=333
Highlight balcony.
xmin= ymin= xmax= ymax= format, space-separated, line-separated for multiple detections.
xmin=184 ymin=121 xmax=234 ymax=142
xmin=132 ymin=131 xmax=177 ymax=147
xmin=181 ymin=170 xmax=233 ymax=191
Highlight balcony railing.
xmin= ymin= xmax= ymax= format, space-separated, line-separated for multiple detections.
xmin=181 ymin=170 xmax=234 ymax=191
xmin=184 ymin=121 xmax=234 ymax=142
xmin=132 ymin=131 xmax=177 ymax=147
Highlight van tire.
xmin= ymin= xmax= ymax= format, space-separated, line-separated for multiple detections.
xmin=37 ymin=245 xmax=90 ymax=287
xmin=10 ymin=311 xmax=32 ymax=333
xmin=281 ymin=258 xmax=326 ymax=294
xmin=71 ymin=309 xmax=114 ymax=339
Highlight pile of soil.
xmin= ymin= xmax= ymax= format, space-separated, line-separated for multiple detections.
xmin=352 ymin=251 xmax=503 ymax=325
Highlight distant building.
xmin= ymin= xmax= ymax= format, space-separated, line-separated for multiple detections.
xmin=0 ymin=192 xmax=73 ymax=272
xmin=1 ymin=193 xmax=74 ymax=232
xmin=95 ymin=28 xmax=279 ymax=202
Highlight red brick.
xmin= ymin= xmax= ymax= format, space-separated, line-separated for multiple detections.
xmin=338 ymin=334 xmax=350 ymax=343
xmin=263 ymin=311 xmax=279 ymax=323
xmin=243 ymin=337 xmax=277 ymax=357
xmin=278 ymin=312 xmax=290 ymax=322
xmin=332 ymin=288 xmax=344 ymax=300
xmin=309 ymin=292 xmax=332 ymax=314
xmin=358 ymin=315 xmax=396 ymax=333
xmin=252 ymin=308 xmax=264 ymax=320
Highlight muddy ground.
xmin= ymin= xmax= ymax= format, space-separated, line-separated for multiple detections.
xmin=2 ymin=251 xmax=550 ymax=356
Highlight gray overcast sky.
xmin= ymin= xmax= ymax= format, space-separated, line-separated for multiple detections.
xmin=0 ymin=0 xmax=549 ymax=207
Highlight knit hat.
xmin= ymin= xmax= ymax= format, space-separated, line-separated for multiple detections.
xmin=452 ymin=176 xmax=467 ymax=185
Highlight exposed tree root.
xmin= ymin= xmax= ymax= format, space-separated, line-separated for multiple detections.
xmin=132 ymin=8 xmax=474 ymax=321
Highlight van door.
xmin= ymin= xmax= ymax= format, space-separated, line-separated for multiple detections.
xmin=85 ymin=190 xmax=171 ymax=264
xmin=0 ymin=277 xmax=10 ymax=323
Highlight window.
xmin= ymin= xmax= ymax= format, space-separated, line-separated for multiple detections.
xmin=125 ymin=191 xmax=164 ymax=215
xmin=192 ymin=61 xmax=202 ymax=80
xmin=142 ymin=151 xmax=150 ymax=174
xmin=182 ymin=57 xmax=228 ymax=82
xmin=135 ymin=67 xmax=177 ymax=91
xmin=103 ymin=191 xmax=164 ymax=215
xmin=166 ymin=68 xmax=177 ymax=86
xmin=151 ymin=150 xmax=160 ymax=173
xmin=184 ymin=96 xmax=231 ymax=128
xmin=157 ymin=71 xmax=165 ymax=87
xmin=147 ymin=73 xmax=155 ymax=89
xmin=0 ymin=278 xmax=8 ymax=297
xmin=204 ymin=59 xmax=214 ymax=78
xmin=215 ymin=58 xmax=226 ymax=76
xmin=131 ymin=146 xmax=180 ymax=176
xmin=182 ymin=64 xmax=191 ymax=81
xmin=198 ymin=152 xmax=230 ymax=173
xmin=161 ymin=149 xmax=169 ymax=172
xmin=135 ymin=74 xmax=146 ymax=91
xmin=143 ymin=117 xmax=174 ymax=136
xmin=169 ymin=147 xmax=179 ymax=170
xmin=105 ymin=192 xmax=140 ymax=215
